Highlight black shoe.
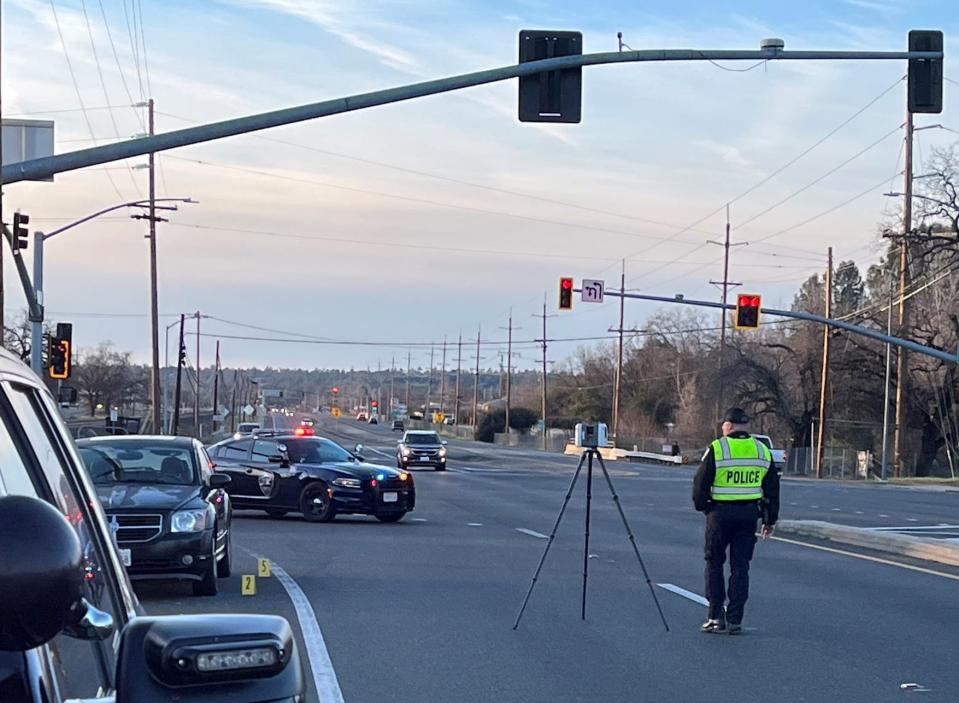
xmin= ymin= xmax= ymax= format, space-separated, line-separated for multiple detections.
xmin=700 ymin=618 xmax=727 ymax=634
xmin=727 ymin=623 xmax=743 ymax=635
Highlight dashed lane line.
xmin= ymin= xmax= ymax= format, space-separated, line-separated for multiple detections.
xmin=515 ymin=528 xmax=549 ymax=539
xmin=657 ymin=583 xmax=708 ymax=606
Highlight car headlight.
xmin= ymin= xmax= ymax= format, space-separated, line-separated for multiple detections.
xmin=332 ymin=477 xmax=361 ymax=489
xmin=438 ymin=447 xmax=447 ymax=457
xmin=171 ymin=509 xmax=209 ymax=533
xmin=401 ymin=447 xmax=411 ymax=456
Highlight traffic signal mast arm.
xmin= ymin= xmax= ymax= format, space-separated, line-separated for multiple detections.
xmin=585 ymin=289 xmax=959 ymax=365
xmin=2 ymin=43 xmax=942 ymax=184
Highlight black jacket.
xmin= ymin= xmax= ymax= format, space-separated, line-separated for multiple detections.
xmin=692 ymin=431 xmax=780 ymax=525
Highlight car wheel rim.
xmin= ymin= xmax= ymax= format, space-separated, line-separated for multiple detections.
xmin=308 ymin=490 xmax=327 ymax=516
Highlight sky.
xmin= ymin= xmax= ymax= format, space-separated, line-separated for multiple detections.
xmin=2 ymin=0 xmax=958 ymax=372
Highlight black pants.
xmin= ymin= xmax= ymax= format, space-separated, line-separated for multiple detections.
xmin=704 ymin=503 xmax=759 ymax=623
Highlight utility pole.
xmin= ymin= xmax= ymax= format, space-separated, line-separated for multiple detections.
xmin=194 ymin=310 xmax=201 ymax=436
xmin=146 ymin=98 xmax=162 ymax=434
xmin=881 ymin=287 xmax=894 ymax=479
xmin=405 ymin=350 xmax=411 ymax=416
xmin=816 ymin=247 xmax=833 ymax=478
xmin=540 ymin=298 xmax=549 ymax=451
xmin=426 ymin=345 xmax=435 ymax=422
xmin=173 ymin=314 xmax=185 ymax=435
xmin=454 ymin=332 xmax=462 ymax=424
xmin=230 ymin=369 xmax=238 ymax=433
xmin=212 ymin=340 xmax=220 ymax=431
xmin=440 ymin=339 xmax=447 ymax=415
xmin=472 ymin=327 xmax=481 ymax=427
xmin=506 ymin=312 xmax=513 ymax=437
xmin=708 ymin=205 xmax=745 ymax=419
xmin=612 ymin=261 xmax=625 ymax=443
xmin=893 ymin=110 xmax=914 ymax=479
xmin=389 ymin=355 xmax=395 ymax=416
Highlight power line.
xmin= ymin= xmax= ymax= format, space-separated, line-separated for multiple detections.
xmin=122 ymin=0 xmax=144 ymax=99
xmin=4 ymin=105 xmax=133 ymax=116
xmin=80 ymin=0 xmax=141 ymax=195
xmin=96 ymin=0 xmax=144 ymax=129
xmin=48 ymin=0 xmax=125 ymax=200
xmin=135 ymin=0 xmax=153 ymax=97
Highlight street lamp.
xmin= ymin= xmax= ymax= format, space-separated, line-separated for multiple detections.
xmin=30 ymin=197 xmax=196 ymax=379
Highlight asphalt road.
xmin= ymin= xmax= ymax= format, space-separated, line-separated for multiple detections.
xmin=136 ymin=414 xmax=959 ymax=702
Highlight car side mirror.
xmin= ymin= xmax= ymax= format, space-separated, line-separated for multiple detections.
xmin=0 ymin=495 xmax=85 ymax=651
xmin=115 ymin=614 xmax=303 ymax=702
xmin=209 ymin=473 xmax=231 ymax=488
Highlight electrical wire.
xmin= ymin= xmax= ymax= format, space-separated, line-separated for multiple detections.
xmin=123 ymin=0 xmax=144 ymax=99
xmin=48 ymin=0 xmax=126 ymax=200
xmin=96 ymin=0 xmax=143 ymax=128
xmin=80 ymin=0 xmax=141 ymax=195
xmin=135 ymin=0 xmax=153 ymax=97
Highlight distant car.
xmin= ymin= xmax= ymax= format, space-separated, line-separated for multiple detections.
xmin=443 ymin=416 xmax=455 ymax=425
xmin=77 ymin=435 xmax=233 ymax=596
xmin=300 ymin=417 xmax=316 ymax=428
xmin=235 ymin=421 xmax=260 ymax=439
xmin=392 ymin=419 xmax=405 ymax=432
xmin=208 ymin=432 xmax=415 ymax=522
xmin=356 ymin=412 xmax=368 ymax=421
xmin=397 ymin=430 xmax=447 ymax=471
xmin=753 ymin=434 xmax=787 ymax=465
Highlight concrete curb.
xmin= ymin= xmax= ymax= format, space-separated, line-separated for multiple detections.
xmin=776 ymin=520 xmax=959 ymax=568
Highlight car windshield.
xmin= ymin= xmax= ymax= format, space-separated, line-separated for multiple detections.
xmin=282 ymin=438 xmax=354 ymax=464
xmin=407 ymin=433 xmax=440 ymax=445
xmin=79 ymin=441 xmax=198 ymax=486
xmin=238 ymin=423 xmax=259 ymax=432
xmin=755 ymin=436 xmax=772 ymax=449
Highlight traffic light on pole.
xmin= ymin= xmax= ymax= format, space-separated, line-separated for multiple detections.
xmin=734 ymin=294 xmax=762 ymax=330
xmin=558 ymin=277 xmax=574 ymax=311
xmin=332 ymin=387 xmax=340 ymax=396
xmin=178 ymin=342 xmax=187 ymax=367
xmin=907 ymin=30 xmax=943 ymax=114
xmin=12 ymin=212 xmax=29 ymax=254
xmin=371 ymin=400 xmax=379 ymax=408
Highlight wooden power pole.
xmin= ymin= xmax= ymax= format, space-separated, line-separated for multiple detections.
xmin=816 ymin=247 xmax=833 ymax=478
xmin=893 ymin=110 xmax=914 ymax=478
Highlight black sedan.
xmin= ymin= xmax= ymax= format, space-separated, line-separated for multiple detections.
xmin=208 ymin=432 xmax=415 ymax=523
xmin=77 ymin=435 xmax=233 ymax=597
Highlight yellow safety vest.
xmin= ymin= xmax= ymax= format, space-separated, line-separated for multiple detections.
xmin=710 ymin=435 xmax=771 ymax=501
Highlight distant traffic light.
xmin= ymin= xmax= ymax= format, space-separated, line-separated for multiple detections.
xmin=12 ymin=212 xmax=29 ymax=254
xmin=908 ymin=30 xmax=943 ymax=114
xmin=371 ymin=400 xmax=379 ymax=408
xmin=332 ymin=387 xmax=340 ymax=395
xmin=559 ymin=277 xmax=574 ymax=311
xmin=735 ymin=294 xmax=762 ymax=330
xmin=178 ymin=342 xmax=187 ymax=367
xmin=518 ymin=30 xmax=583 ymax=123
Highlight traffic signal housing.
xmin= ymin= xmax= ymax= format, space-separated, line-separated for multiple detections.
xmin=12 ymin=211 xmax=29 ymax=254
xmin=518 ymin=30 xmax=583 ymax=123
xmin=734 ymin=294 xmax=762 ymax=330
xmin=908 ymin=30 xmax=943 ymax=114
xmin=48 ymin=338 xmax=71 ymax=379
xmin=559 ymin=277 xmax=574 ymax=311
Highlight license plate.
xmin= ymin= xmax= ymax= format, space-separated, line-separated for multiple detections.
xmin=383 ymin=492 xmax=398 ymax=503
xmin=119 ymin=548 xmax=132 ymax=567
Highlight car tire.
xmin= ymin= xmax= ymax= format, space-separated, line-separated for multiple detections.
xmin=376 ymin=512 xmax=406 ymax=523
xmin=216 ymin=530 xmax=232 ymax=578
xmin=265 ymin=509 xmax=288 ymax=519
xmin=300 ymin=483 xmax=335 ymax=523
xmin=193 ymin=540 xmax=219 ymax=596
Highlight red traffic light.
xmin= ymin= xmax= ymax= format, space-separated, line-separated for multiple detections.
xmin=559 ymin=277 xmax=574 ymax=311
xmin=737 ymin=294 xmax=761 ymax=308
xmin=332 ymin=387 xmax=340 ymax=394
xmin=371 ymin=401 xmax=379 ymax=407
xmin=735 ymin=293 xmax=762 ymax=330
xmin=561 ymin=278 xmax=573 ymax=290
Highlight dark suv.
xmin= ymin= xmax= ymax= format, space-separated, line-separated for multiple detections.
xmin=397 ymin=430 xmax=448 ymax=470
xmin=77 ymin=436 xmax=233 ymax=597
xmin=0 ymin=347 xmax=304 ymax=702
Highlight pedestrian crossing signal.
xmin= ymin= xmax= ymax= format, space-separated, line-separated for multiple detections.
xmin=735 ymin=294 xmax=762 ymax=330
xmin=559 ymin=277 xmax=574 ymax=311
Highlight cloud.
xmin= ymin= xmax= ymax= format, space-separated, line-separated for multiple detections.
xmin=841 ymin=0 xmax=904 ymax=14
xmin=691 ymin=139 xmax=756 ymax=170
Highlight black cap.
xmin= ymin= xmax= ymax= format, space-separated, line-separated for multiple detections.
xmin=723 ymin=407 xmax=749 ymax=424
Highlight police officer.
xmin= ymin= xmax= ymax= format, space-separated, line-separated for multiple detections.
xmin=693 ymin=407 xmax=780 ymax=634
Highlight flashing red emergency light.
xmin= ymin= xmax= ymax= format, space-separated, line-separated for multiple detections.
xmin=734 ymin=294 xmax=762 ymax=330
xmin=559 ymin=277 xmax=574 ymax=311
xmin=293 ymin=427 xmax=315 ymax=436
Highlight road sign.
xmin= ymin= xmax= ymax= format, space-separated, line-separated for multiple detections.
xmin=332 ymin=407 xmax=342 ymax=418
xmin=243 ymin=404 xmax=255 ymax=416
xmin=434 ymin=412 xmax=445 ymax=424
xmin=581 ymin=279 xmax=604 ymax=303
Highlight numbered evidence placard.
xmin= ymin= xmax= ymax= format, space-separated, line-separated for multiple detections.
xmin=242 ymin=574 xmax=257 ymax=595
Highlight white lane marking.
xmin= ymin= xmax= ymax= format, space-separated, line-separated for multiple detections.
xmin=411 ymin=518 xmax=428 ymax=522
xmin=262 ymin=557 xmax=345 ymax=703
xmin=467 ymin=522 xmax=483 ymax=527
xmin=880 ymin=514 xmax=890 ymax=518
xmin=867 ymin=524 xmax=959 ymax=532
xmin=768 ymin=536 xmax=959 ymax=582
xmin=363 ymin=446 xmax=393 ymax=459
xmin=811 ymin=505 xmax=820 ymax=509
xmin=657 ymin=583 xmax=708 ymax=607
xmin=515 ymin=528 xmax=549 ymax=539
xmin=907 ymin=518 xmax=919 ymax=522
xmin=831 ymin=508 xmax=841 ymax=512
xmin=855 ymin=511 xmax=864 ymax=515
